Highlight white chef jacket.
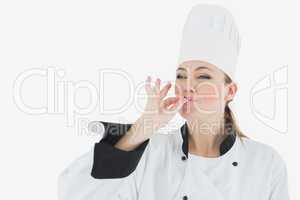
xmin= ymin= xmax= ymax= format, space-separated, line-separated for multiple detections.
xmin=58 ymin=121 xmax=290 ymax=200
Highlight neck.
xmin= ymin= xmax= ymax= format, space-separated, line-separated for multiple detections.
xmin=186 ymin=116 xmax=226 ymax=157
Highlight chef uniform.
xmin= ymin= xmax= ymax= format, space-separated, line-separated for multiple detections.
xmin=58 ymin=121 xmax=289 ymax=200
xmin=58 ymin=4 xmax=290 ymax=200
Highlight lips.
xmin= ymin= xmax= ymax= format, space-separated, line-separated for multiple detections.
xmin=183 ymin=96 xmax=193 ymax=102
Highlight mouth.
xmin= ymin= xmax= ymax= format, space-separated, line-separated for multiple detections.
xmin=183 ymin=96 xmax=194 ymax=102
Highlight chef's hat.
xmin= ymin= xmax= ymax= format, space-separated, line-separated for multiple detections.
xmin=177 ymin=4 xmax=241 ymax=82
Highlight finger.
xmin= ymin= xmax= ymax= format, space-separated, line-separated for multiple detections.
xmin=155 ymin=78 xmax=161 ymax=94
xmin=159 ymin=81 xmax=172 ymax=100
xmin=168 ymin=96 xmax=187 ymax=112
xmin=161 ymin=97 xmax=179 ymax=109
xmin=145 ymin=76 xmax=152 ymax=94
xmin=160 ymin=97 xmax=177 ymax=113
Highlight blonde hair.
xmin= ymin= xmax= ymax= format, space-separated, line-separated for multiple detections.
xmin=224 ymin=74 xmax=247 ymax=138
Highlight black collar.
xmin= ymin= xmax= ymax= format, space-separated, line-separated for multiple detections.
xmin=180 ymin=122 xmax=237 ymax=158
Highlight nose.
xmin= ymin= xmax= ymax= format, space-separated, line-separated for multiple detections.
xmin=175 ymin=77 xmax=197 ymax=96
xmin=184 ymin=87 xmax=195 ymax=94
xmin=182 ymin=80 xmax=196 ymax=94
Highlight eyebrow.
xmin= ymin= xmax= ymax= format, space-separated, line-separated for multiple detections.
xmin=177 ymin=66 xmax=212 ymax=72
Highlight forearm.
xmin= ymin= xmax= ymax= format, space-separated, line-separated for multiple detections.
xmin=114 ymin=115 xmax=158 ymax=151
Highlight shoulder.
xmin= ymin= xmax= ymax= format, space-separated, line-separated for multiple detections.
xmin=239 ymin=137 xmax=287 ymax=168
xmin=240 ymin=137 xmax=281 ymax=154
xmin=238 ymin=137 xmax=290 ymax=197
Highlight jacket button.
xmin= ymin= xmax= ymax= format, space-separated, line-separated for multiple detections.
xmin=232 ymin=161 xmax=238 ymax=166
xmin=181 ymin=156 xmax=187 ymax=161
xmin=182 ymin=195 xmax=188 ymax=200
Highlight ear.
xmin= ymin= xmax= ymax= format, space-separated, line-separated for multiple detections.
xmin=225 ymin=82 xmax=238 ymax=102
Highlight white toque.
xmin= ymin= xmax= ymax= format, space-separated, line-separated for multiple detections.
xmin=177 ymin=4 xmax=241 ymax=82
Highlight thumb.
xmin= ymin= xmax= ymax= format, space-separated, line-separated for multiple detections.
xmin=168 ymin=96 xmax=186 ymax=112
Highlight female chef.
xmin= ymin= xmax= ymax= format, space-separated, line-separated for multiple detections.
xmin=58 ymin=4 xmax=290 ymax=200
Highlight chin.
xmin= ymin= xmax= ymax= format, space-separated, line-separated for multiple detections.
xmin=180 ymin=114 xmax=195 ymax=121
xmin=179 ymin=105 xmax=196 ymax=120
xmin=179 ymin=103 xmax=219 ymax=120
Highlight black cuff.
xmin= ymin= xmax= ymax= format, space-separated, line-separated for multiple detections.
xmin=91 ymin=121 xmax=150 ymax=179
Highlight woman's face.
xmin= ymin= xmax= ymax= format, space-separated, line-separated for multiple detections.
xmin=175 ymin=60 xmax=236 ymax=120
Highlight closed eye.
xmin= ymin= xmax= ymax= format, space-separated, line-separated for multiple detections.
xmin=197 ymin=75 xmax=211 ymax=79
xmin=176 ymin=74 xmax=186 ymax=79
xmin=176 ymin=74 xmax=211 ymax=79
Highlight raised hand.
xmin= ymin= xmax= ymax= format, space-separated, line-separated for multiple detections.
xmin=142 ymin=76 xmax=187 ymax=130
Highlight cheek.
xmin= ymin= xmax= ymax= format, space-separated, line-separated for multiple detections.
xmin=199 ymin=97 xmax=218 ymax=106
xmin=196 ymin=84 xmax=223 ymax=105
xmin=174 ymin=83 xmax=182 ymax=96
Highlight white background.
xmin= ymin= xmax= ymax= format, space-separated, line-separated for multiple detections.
xmin=0 ymin=0 xmax=298 ymax=199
